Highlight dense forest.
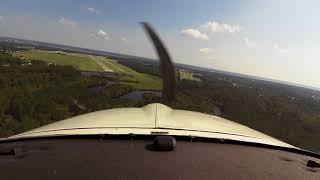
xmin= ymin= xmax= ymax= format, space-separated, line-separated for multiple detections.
xmin=0 ymin=52 xmax=135 ymax=137
xmin=172 ymin=75 xmax=320 ymax=152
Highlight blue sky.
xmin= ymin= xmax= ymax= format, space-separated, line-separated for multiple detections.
xmin=1 ymin=0 xmax=320 ymax=88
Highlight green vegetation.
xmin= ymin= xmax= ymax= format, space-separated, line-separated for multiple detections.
xmin=3 ymin=48 xmax=320 ymax=153
xmin=179 ymin=70 xmax=201 ymax=81
xmin=97 ymin=57 xmax=125 ymax=72
xmin=0 ymin=53 xmax=135 ymax=137
xmin=170 ymin=76 xmax=320 ymax=152
xmin=101 ymin=84 xmax=134 ymax=98
xmin=13 ymin=50 xmax=162 ymax=90
xmin=99 ymin=57 xmax=162 ymax=90
xmin=13 ymin=50 xmax=103 ymax=71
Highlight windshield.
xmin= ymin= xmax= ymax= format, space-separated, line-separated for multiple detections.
xmin=0 ymin=0 xmax=320 ymax=153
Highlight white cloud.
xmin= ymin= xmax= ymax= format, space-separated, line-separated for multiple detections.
xmin=180 ymin=28 xmax=209 ymax=40
xmin=87 ymin=7 xmax=100 ymax=14
xmin=274 ymin=43 xmax=289 ymax=53
xmin=243 ymin=37 xmax=257 ymax=48
xmin=121 ymin=37 xmax=128 ymax=43
xmin=58 ymin=17 xmax=77 ymax=28
xmin=95 ymin=29 xmax=111 ymax=40
xmin=201 ymin=21 xmax=243 ymax=33
xmin=199 ymin=48 xmax=213 ymax=54
xmin=97 ymin=30 xmax=107 ymax=36
xmin=180 ymin=20 xmax=242 ymax=40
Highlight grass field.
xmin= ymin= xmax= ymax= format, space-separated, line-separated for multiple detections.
xmin=179 ymin=70 xmax=201 ymax=81
xmin=98 ymin=57 xmax=162 ymax=90
xmin=13 ymin=50 xmax=162 ymax=90
xmin=89 ymin=56 xmax=113 ymax=72
xmin=13 ymin=50 xmax=103 ymax=72
xmin=97 ymin=57 xmax=124 ymax=72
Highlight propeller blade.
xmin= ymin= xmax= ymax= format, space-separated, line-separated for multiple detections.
xmin=140 ymin=22 xmax=177 ymax=105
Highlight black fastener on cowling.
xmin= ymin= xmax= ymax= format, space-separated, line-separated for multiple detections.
xmin=147 ymin=136 xmax=176 ymax=151
xmin=307 ymin=160 xmax=320 ymax=168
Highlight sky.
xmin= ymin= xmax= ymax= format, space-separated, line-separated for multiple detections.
xmin=1 ymin=0 xmax=320 ymax=88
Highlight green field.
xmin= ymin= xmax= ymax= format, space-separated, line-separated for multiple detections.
xmin=13 ymin=50 xmax=162 ymax=90
xmin=179 ymin=70 xmax=201 ymax=81
xmin=13 ymin=50 xmax=103 ymax=72
xmin=98 ymin=57 xmax=162 ymax=90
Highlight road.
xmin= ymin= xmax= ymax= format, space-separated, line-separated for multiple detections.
xmin=89 ymin=55 xmax=113 ymax=72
